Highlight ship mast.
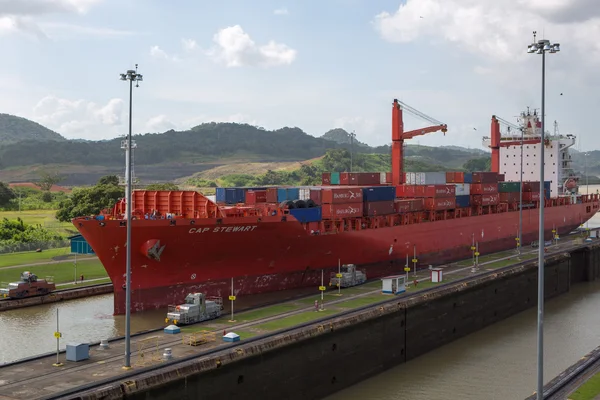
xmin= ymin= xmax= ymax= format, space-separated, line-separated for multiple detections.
xmin=120 ymin=139 xmax=138 ymax=188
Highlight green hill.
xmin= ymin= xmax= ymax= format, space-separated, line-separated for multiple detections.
xmin=0 ymin=114 xmax=65 ymax=143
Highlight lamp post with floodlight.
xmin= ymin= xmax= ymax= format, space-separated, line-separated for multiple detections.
xmin=527 ymin=31 xmax=560 ymax=400
xmin=119 ymin=65 xmax=143 ymax=369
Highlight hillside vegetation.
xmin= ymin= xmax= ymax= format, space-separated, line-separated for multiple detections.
xmin=0 ymin=114 xmax=65 ymax=143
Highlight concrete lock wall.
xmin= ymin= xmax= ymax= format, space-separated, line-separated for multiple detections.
xmin=75 ymin=245 xmax=600 ymax=400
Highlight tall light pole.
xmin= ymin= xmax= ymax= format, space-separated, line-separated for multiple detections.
xmin=518 ymin=124 xmax=524 ymax=255
xmin=585 ymin=152 xmax=589 ymax=194
xmin=527 ymin=32 xmax=560 ymax=400
xmin=349 ymin=130 xmax=356 ymax=172
xmin=119 ymin=64 xmax=143 ymax=369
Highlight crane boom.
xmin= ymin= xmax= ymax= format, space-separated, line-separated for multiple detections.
xmin=391 ymin=99 xmax=448 ymax=186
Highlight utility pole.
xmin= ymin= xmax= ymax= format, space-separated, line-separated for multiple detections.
xmin=349 ymin=130 xmax=356 ymax=172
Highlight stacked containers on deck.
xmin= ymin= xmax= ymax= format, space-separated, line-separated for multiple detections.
xmin=421 ymin=184 xmax=455 ymax=210
xmin=322 ymin=173 xmax=331 ymax=185
xmin=321 ymin=187 xmax=363 ymax=218
xmin=289 ymin=207 xmax=322 ymax=223
xmin=215 ymin=187 xmax=226 ymax=203
xmin=362 ymin=186 xmax=396 ymax=216
xmin=277 ymin=188 xmax=300 ymax=203
xmin=498 ymin=182 xmax=520 ymax=203
xmin=522 ymin=181 xmax=544 ymax=202
xmin=298 ymin=187 xmax=323 ymax=205
xmin=245 ymin=190 xmax=267 ymax=204
xmin=331 ymin=172 xmax=340 ymax=185
xmin=471 ymin=173 xmax=499 ymax=206
xmin=394 ymin=198 xmax=424 ymax=213
xmin=266 ymin=188 xmax=278 ymax=203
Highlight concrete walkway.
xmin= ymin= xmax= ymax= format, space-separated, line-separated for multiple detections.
xmin=0 ymin=256 xmax=98 ymax=270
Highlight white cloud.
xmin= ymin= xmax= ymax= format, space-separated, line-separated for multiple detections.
xmin=374 ymin=0 xmax=600 ymax=64
xmin=146 ymin=115 xmax=176 ymax=132
xmin=181 ymin=38 xmax=197 ymax=51
xmin=32 ymin=95 xmax=124 ymax=139
xmin=207 ymin=25 xmax=296 ymax=67
xmin=40 ymin=22 xmax=137 ymax=37
xmin=274 ymin=8 xmax=289 ymax=15
xmin=149 ymin=45 xmax=168 ymax=59
xmin=332 ymin=116 xmax=381 ymax=144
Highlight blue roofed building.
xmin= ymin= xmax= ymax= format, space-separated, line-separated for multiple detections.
xmin=68 ymin=235 xmax=95 ymax=255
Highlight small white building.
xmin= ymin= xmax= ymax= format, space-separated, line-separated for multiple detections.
xmin=381 ymin=275 xmax=406 ymax=295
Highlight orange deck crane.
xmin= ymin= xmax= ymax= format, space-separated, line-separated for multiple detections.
xmin=391 ymin=99 xmax=448 ymax=186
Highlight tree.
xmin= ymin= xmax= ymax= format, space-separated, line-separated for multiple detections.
xmin=97 ymin=175 xmax=120 ymax=186
xmin=34 ymin=171 xmax=63 ymax=191
xmin=55 ymin=181 xmax=124 ymax=222
xmin=463 ymin=157 xmax=491 ymax=172
xmin=144 ymin=182 xmax=179 ymax=191
xmin=0 ymin=182 xmax=15 ymax=206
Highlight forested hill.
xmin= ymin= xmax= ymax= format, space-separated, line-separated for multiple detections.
xmin=0 ymin=114 xmax=65 ymax=143
xmin=0 ymin=123 xmax=391 ymax=168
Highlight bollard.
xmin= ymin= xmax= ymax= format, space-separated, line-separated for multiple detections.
xmin=163 ymin=348 xmax=173 ymax=360
xmin=99 ymin=339 xmax=109 ymax=350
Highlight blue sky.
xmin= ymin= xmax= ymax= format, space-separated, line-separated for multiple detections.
xmin=1 ymin=0 xmax=599 ymax=150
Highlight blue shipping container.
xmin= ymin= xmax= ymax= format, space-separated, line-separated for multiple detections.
xmin=331 ymin=172 xmax=340 ymax=185
xmin=362 ymin=186 xmax=396 ymax=202
xmin=234 ymin=188 xmax=246 ymax=203
xmin=289 ymin=207 xmax=322 ymax=223
xmin=277 ymin=188 xmax=300 ymax=203
xmin=225 ymin=188 xmax=237 ymax=204
xmin=463 ymin=173 xmax=473 ymax=184
xmin=455 ymin=195 xmax=471 ymax=208
xmin=216 ymin=188 xmax=226 ymax=203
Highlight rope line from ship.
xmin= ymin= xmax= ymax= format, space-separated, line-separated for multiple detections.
xmin=1 ymin=232 xmax=591 ymax=396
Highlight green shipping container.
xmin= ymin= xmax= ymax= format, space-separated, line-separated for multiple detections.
xmin=498 ymin=182 xmax=521 ymax=193
xmin=331 ymin=172 xmax=340 ymax=185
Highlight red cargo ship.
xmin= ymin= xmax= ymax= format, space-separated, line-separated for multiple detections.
xmin=72 ymin=100 xmax=599 ymax=314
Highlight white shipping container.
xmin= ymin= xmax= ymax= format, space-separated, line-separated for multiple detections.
xmin=299 ymin=188 xmax=310 ymax=201
xmin=416 ymin=173 xmax=424 ymax=185
xmin=454 ymin=183 xmax=471 ymax=196
xmin=380 ymin=172 xmax=387 ymax=184
xmin=422 ymin=172 xmax=446 ymax=185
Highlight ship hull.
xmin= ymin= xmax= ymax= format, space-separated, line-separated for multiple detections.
xmin=74 ymin=202 xmax=597 ymax=315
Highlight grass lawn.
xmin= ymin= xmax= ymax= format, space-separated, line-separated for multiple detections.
xmin=235 ymin=303 xmax=300 ymax=322
xmin=253 ymin=309 xmax=338 ymax=331
xmin=0 ymin=247 xmax=76 ymax=268
xmin=0 ymin=210 xmax=75 ymax=236
xmin=0 ymin=259 xmax=107 ymax=285
xmin=569 ymin=372 xmax=600 ymax=400
xmin=57 ymin=277 xmax=111 ymax=289
xmin=334 ymin=295 xmax=387 ymax=309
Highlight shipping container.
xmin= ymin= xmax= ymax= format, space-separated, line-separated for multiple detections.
xmin=499 ymin=192 xmax=520 ymax=203
xmin=380 ymin=172 xmax=387 ymax=184
xmin=321 ymin=187 xmax=363 ymax=204
xmin=497 ymin=174 xmax=505 ymax=182
xmin=322 ymin=173 xmax=331 ymax=185
xmin=216 ymin=187 xmax=226 ymax=203
xmin=394 ymin=198 xmax=424 ymax=212
xmin=225 ymin=188 xmax=237 ymax=204
xmin=455 ymin=195 xmax=470 ymax=208
xmin=453 ymin=183 xmax=470 ymax=196
xmin=340 ymin=172 xmax=350 ymax=185
xmin=289 ymin=207 xmax=322 ymax=223
xmin=445 ymin=172 xmax=455 ymax=183
xmin=405 ymin=172 xmax=415 ymax=185
xmin=396 ymin=185 xmax=417 ymax=198
xmin=386 ymin=172 xmax=392 ymax=184
xmin=245 ymin=190 xmax=267 ymax=204
xmin=309 ymin=188 xmax=322 ymax=205
xmin=331 ymin=172 xmax=340 ymax=185
xmin=266 ymin=187 xmax=278 ymax=203
xmin=419 ymin=184 xmax=456 ymax=198
xmin=322 ymin=203 xmax=363 ymax=219
xmin=523 ymin=191 xmax=540 ymax=202
xmin=472 ymin=193 xmax=500 ymax=206
xmin=277 ymin=188 xmax=300 ymax=203
xmin=421 ymin=172 xmax=447 ymax=185
xmin=424 ymin=197 xmax=456 ymax=211
xmin=522 ymin=181 xmax=541 ymax=192
xmin=362 ymin=186 xmax=396 ymax=202
xmin=356 ymin=172 xmax=380 ymax=185
xmin=498 ymin=182 xmax=521 ymax=193
xmin=470 ymin=183 xmax=498 ymax=195
xmin=454 ymin=172 xmax=465 ymax=183
xmin=298 ymin=188 xmax=310 ymax=201
xmin=472 ymin=172 xmax=498 ymax=184
xmin=363 ymin=200 xmax=395 ymax=216
xmin=464 ymin=173 xmax=473 ymax=184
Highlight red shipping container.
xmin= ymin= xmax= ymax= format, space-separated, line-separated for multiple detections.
xmin=266 ymin=188 xmax=278 ymax=203
xmin=497 ymin=174 xmax=505 ymax=182
xmin=424 ymin=197 xmax=456 ymax=211
xmin=340 ymin=172 xmax=350 ymax=185
xmin=454 ymin=172 xmax=465 ymax=183
xmin=356 ymin=172 xmax=380 ymax=185
xmin=322 ymin=203 xmax=363 ymax=218
xmin=385 ymin=172 xmax=392 ymax=184
xmin=522 ymin=181 xmax=540 ymax=192
xmin=321 ymin=187 xmax=363 ymax=204
xmin=364 ymin=200 xmax=395 ymax=216
xmin=396 ymin=185 xmax=416 ymax=198
xmin=472 ymin=193 xmax=500 ymax=206
xmin=411 ymin=198 xmax=424 ymax=211
xmin=322 ymin=173 xmax=331 ymax=185
xmin=309 ymin=189 xmax=322 ymax=205
xmin=499 ymin=192 xmax=520 ymax=203
xmin=394 ymin=198 xmax=424 ymax=212
xmin=245 ymin=190 xmax=267 ymax=204
xmin=523 ymin=191 xmax=540 ymax=202
xmin=470 ymin=183 xmax=498 ymax=195
xmin=445 ymin=172 xmax=455 ymax=183
xmin=421 ymin=185 xmax=456 ymax=198
xmin=472 ymin=172 xmax=498 ymax=184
